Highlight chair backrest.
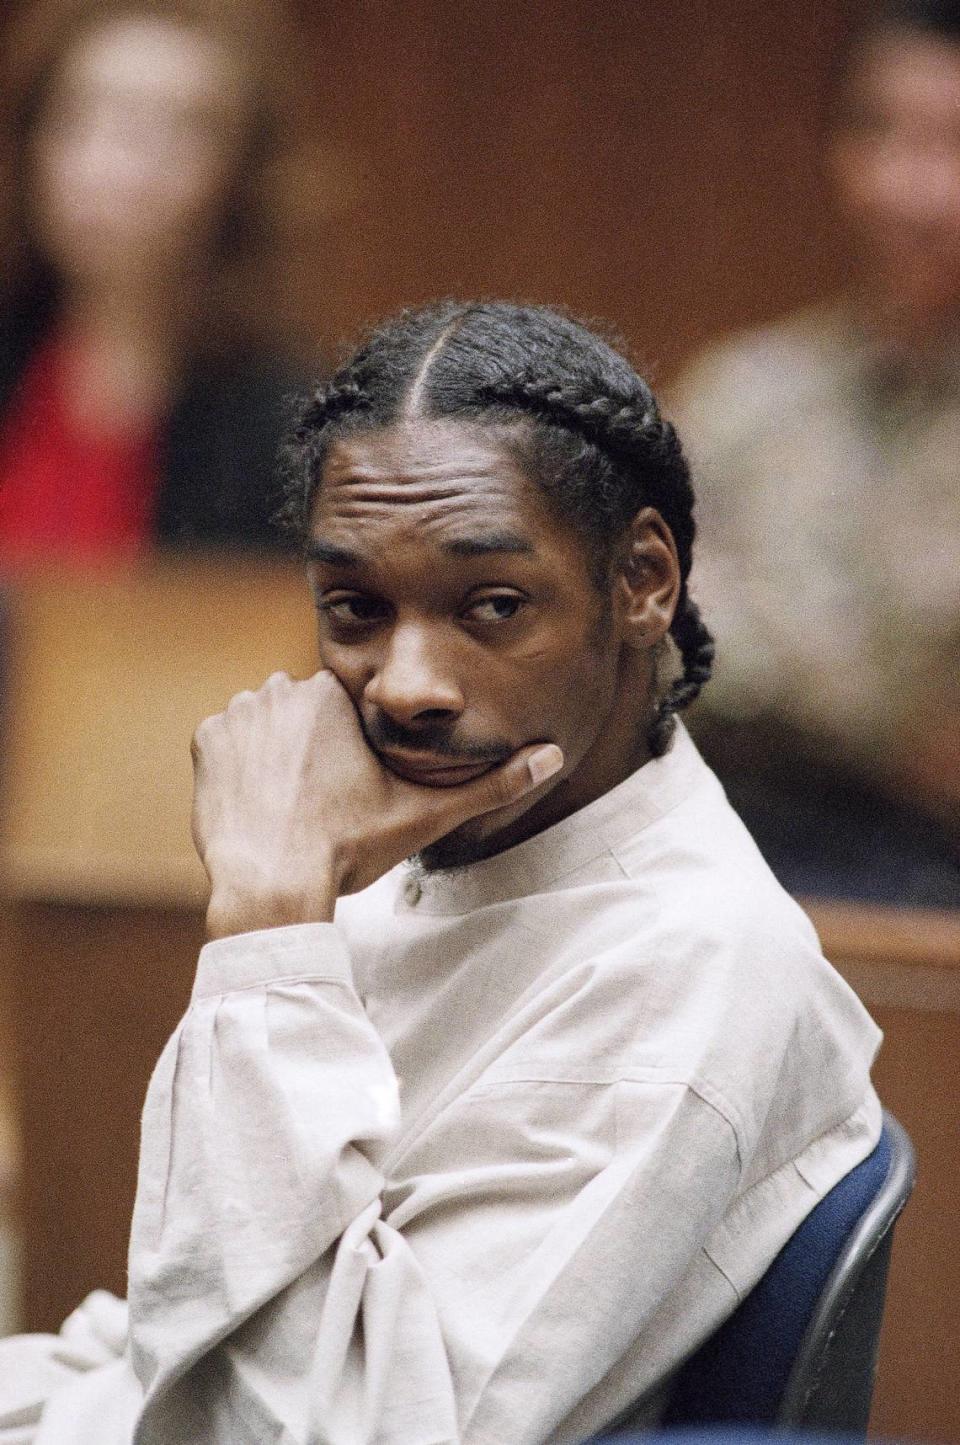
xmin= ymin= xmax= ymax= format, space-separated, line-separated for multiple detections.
xmin=655 ymin=1109 xmax=916 ymax=1434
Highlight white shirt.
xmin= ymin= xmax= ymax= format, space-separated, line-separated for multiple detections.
xmin=0 ymin=724 xmax=882 ymax=1444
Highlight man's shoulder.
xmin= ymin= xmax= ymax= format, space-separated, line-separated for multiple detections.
xmin=528 ymin=742 xmax=830 ymax=1002
xmin=554 ymin=791 xmax=878 ymax=1155
xmin=615 ymin=792 xmax=824 ymax=983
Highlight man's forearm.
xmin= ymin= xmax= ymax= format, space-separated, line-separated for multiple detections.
xmin=128 ymin=925 xmax=403 ymax=1427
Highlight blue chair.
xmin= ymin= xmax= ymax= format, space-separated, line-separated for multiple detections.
xmin=603 ymin=1110 xmax=916 ymax=1437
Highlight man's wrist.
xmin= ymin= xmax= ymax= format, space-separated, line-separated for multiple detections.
xmin=205 ymin=874 xmax=338 ymax=939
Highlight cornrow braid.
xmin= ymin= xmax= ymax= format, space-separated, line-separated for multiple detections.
xmin=473 ymin=376 xmax=695 ymax=559
xmin=649 ymin=595 xmax=716 ymax=756
xmin=276 ymin=374 xmax=372 ymax=534
xmin=279 ymin=300 xmax=714 ymax=755
xmin=277 ymin=301 xmax=466 ymax=535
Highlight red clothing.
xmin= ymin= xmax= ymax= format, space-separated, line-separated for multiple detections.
xmin=0 ymin=336 xmax=160 ymax=564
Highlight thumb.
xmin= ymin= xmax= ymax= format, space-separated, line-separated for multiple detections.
xmin=435 ymin=743 xmax=565 ymax=827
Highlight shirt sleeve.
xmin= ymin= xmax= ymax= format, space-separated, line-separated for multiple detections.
xmin=128 ymin=922 xmax=460 ymax=1444
xmin=115 ymin=922 xmax=745 ymax=1445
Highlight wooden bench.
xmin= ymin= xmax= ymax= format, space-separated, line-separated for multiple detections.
xmin=803 ymin=900 xmax=960 ymax=1442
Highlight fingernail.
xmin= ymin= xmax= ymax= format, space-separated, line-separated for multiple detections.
xmin=527 ymin=744 xmax=564 ymax=786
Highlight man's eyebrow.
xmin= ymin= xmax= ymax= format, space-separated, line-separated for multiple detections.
xmin=442 ymin=532 xmax=535 ymax=558
xmin=305 ymin=538 xmax=362 ymax=567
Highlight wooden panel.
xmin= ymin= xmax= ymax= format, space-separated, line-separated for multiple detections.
xmin=290 ymin=0 xmax=850 ymax=379
xmin=805 ymin=901 xmax=960 ymax=1444
xmin=866 ymin=1005 xmax=960 ymax=1443
xmin=1 ymin=559 xmax=316 ymax=905
xmin=2 ymin=901 xmax=203 ymax=1332
xmin=806 ymin=900 xmax=960 ymax=971
xmin=0 ymin=558 xmax=318 ymax=1329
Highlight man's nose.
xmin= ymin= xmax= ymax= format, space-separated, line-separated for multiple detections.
xmin=363 ymin=622 xmax=465 ymax=725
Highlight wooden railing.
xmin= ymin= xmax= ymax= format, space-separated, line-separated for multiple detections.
xmin=805 ymin=899 xmax=960 ymax=971
xmin=801 ymin=900 xmax=959 ymax=1439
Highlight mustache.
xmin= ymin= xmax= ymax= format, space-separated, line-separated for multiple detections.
xmin=363 ymin=711 xmax=512 ymax=763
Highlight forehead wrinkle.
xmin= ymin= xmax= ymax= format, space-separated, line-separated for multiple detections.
xmin=315 ymin=472 xmax=533 ymax=528
xmin=315 ymin=422 xmax=559 ymax=554
xmin=310 ymin=491 xmax=542 ymax=573
xmin=322 ymin=459 xmax=518 ymax=493
xmin=322 ymin=483 xmax=466 ymax=508
xmin=323 ymin=423 xmax=532 ymax=489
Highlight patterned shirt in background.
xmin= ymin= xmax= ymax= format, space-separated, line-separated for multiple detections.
xmin=671 ymin=301 xmax=960 ymax=803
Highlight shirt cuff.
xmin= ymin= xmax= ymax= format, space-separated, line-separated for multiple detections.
xmin=191 ymin=922 xmax=353 ymax=1002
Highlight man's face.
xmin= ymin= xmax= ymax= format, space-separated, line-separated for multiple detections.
xmin=829 ymin=29 xmax=960 ymax=325
xmin=307 ymin=418 xmax=654 ymax=868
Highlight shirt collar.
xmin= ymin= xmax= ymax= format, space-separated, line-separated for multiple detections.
xmin=398 ymin=720 xmax=709 ymax=915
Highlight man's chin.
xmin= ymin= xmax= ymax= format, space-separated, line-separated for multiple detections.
xmin=414 ymin=787 xmax=551 ymax=873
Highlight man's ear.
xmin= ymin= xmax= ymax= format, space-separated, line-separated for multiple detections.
xmin=615 ymin=506 xmax=681 ymax=649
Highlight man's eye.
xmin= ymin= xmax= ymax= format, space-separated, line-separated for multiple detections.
xmin=464 ymin=593 xmax=524 ymax=623
xmin=318 ymin=595 xmax=385 ymax=625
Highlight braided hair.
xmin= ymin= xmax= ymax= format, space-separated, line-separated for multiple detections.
xmin=279 ymin=301 xmax=714 ymax=756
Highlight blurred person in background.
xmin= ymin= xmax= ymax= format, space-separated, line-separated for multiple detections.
xmin=674 ymin=0 xmax=960 ymax=906
xmin=0 ymin=0 xmax=314 ymax=564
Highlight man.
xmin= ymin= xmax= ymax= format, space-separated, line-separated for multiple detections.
xmin=674 ymin=0 xmax=960 ymax=904
xmin=0 ymin=302 xmax=881 ymax=1443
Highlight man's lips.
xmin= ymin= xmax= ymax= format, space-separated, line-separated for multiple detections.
xmin=377 ymin=749 xmax=500 ymax=787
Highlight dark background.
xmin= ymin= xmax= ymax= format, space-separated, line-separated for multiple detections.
xmin=287 ymin=0 xmax=852 ymax=381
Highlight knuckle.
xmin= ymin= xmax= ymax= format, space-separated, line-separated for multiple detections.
xmin=226 ymin=688 xmax=255 ymax=713
xmin=191 ymin=716 xmax=220 ymax=766
xmin=309 ymin=669 xmax=344 ymax=709
xmin=192 ymin=716 xmax=213 ymax=750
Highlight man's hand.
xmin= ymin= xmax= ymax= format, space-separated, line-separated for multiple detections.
xmin=191 ymin=670 xmax=563 ymax=938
